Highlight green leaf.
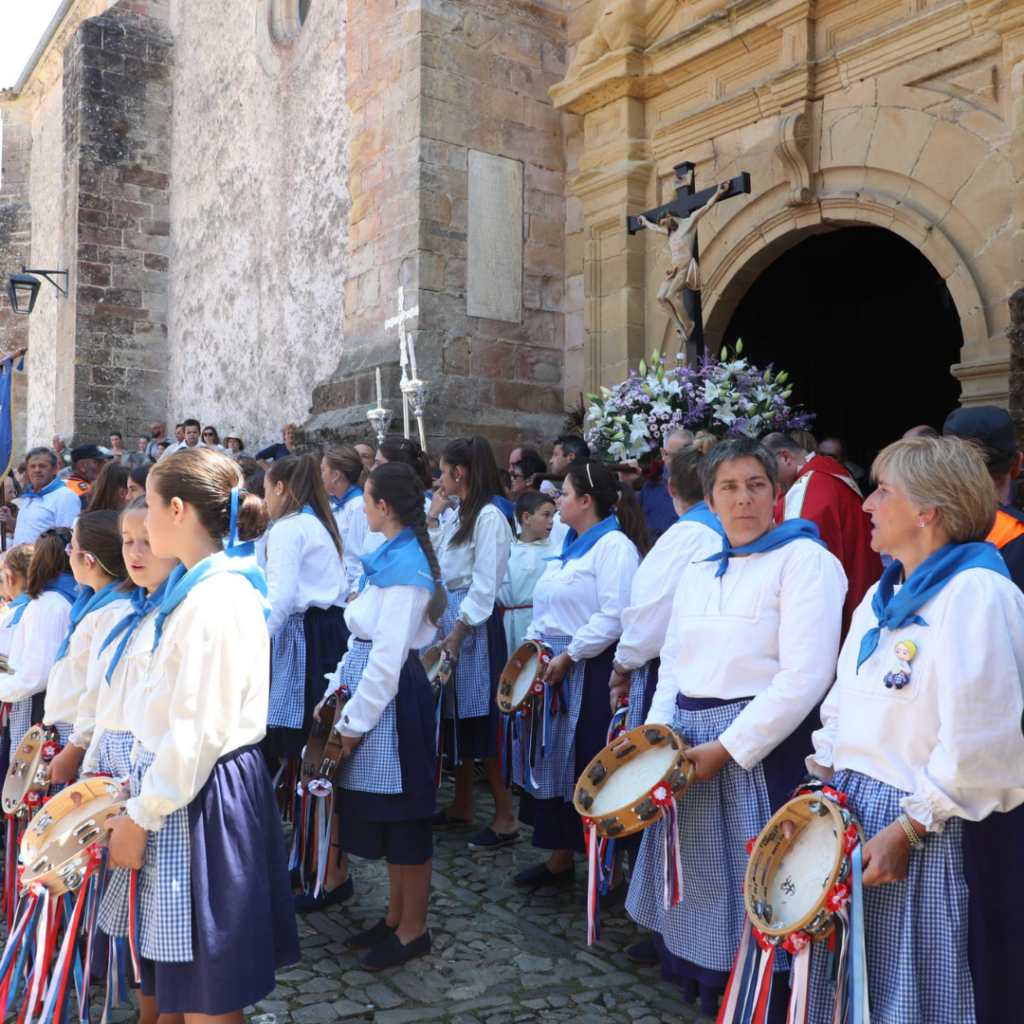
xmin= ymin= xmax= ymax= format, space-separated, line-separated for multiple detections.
xmin=639 ymin=359 xmax=647 ymax=377
xmin=600 ymin=386 xmax=613 ymax=397
xmin=585 ymin=393 xmax=600 ymax=402
xmin=736 ymin=338 xmax=743 ymax=354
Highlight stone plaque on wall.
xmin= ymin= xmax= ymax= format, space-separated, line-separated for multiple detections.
xmin=467 ymin=150 xmax=523 ymax=323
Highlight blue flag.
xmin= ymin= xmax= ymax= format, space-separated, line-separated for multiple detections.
xmin=0 ymin=355 xmax=23 ymax=485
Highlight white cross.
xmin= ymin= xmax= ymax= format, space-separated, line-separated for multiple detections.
xmin=385 ymin=286 xmax=419 ymax=382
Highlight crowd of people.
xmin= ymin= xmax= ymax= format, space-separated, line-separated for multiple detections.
xmin=0 ymin=404 xmax=1020 ymax=1024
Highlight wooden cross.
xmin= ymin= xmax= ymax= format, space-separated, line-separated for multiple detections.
xmin=628 ymin=161 xmax=750 ymax=359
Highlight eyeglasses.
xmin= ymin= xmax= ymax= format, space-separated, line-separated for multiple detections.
xmin=203 ymin=432 xmax=215 ymax=438
xmin=65 ymin=544 xmax=90 ymax=558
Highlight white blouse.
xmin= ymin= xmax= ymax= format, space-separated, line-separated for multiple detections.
xmin=614 ymin=519 xmax=724 ymax=672
xmin=332 ymin=499 xmax=384 ymax=598
xmin=527 ymin=529 xmax=639 ymax=662
xmin=266 ymin=511 xmax=346 ymax=636
xmin=326 ymin=582 xmax=437 ymax=736
xmin=810 ymin=567 xmax=1024 ymax=831
xmin=647 ymin=539 xmax=847 ymax=770
xmin=431 ymin=503 xmax=512 ymax=628
xmin=81 ymin=609 xmax=160 ymax=777
xmin=45 ymin=598 xmax=132 ymax=744
xmin=0 ymin=592 xmax=72 ymax=705
xmin=498 ymin=537 xmax=557 ymax=657
xmin=123 ymin=572 xmax=270 ymax=832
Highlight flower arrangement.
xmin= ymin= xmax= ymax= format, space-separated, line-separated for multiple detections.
xmin=584 ymin=342 xmax=814 ymax=462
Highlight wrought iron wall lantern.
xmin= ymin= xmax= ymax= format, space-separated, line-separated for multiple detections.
xmin=5 ymin=268 xmax=69 ymax=315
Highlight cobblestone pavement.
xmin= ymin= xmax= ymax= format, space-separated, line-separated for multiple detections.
xmin=246 ymin=781 xmax=716 ymax=1024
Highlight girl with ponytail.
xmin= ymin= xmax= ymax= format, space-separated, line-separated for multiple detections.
xmin=425 ymin=436 xmax=516 ymax=849
xmin=511 ymin=460 xmax=643 ymax=892
xmin=98 ymin=446 xmax=299 ymax=1017
xmin=0 ymin=529 xmax=77 ymax=763
xmin=375 ymin=437 xmax=432 ymax=494
xmin=319 ymin=462 xmax=444 ymax=969
xmin=322 ymin=444 xmax=379 ymax=601
xmin=42 ymin=509 xmax=132 ymax=784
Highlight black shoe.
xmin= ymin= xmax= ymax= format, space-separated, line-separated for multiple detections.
xmin=346 ymin=918 xmax=398 ymax=949
xmin=625 ymin=938 xmax=660 ymax=964
xmin=293 ymin=876 xmax=354 ymax=913
xmin=432 ymin=809 xmax=474 ymax=828
xmin=513 ymin=862 xmax=575 ymax=888
xmin=361 ymin=930 xmax=432 ymax=971
xmin=577 ymin=879 xmax=628 ymax=910
xmin=467 ymin=827 xmax=521 ymax=851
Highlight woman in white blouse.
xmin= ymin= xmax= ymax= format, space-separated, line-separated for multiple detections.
xmin=0 ymin=530 xmax=77 ymax=762
xmin=513 ymin=460 xmax=648 ymax=889
xmin=806 ymin=435 xmax=1024 ymax=1024
xmin=322 ymin=444 xmax=377 ymax=600
xmin=42 ymin=510 xmax=132 ymax=784
xmin=626 ymin=437 xmax=846 ymax=1018
xmin=426 ymin=436 xmax=514 ymax=849
xmin=100 ymin=446 xmax=299 ymax=1017
xmin=323 ymin=462 xmax=447 ymax=971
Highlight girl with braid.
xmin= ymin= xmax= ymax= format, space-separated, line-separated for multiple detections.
xmin=322 ymin=462 xmax=447 ymax=970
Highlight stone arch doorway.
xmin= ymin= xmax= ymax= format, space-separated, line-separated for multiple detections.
xmin=720 ymin=226 xmax=963 ymax=470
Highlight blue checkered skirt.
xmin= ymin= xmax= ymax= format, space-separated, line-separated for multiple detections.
xmin=268 ymin=613 xmax=306 ymax=730
xmin=95 ymin=729 xmax=135 ymax=782
xmin=626 ymin=657 xmax=660 ymax=731
xmin=99 ymin=745 xmax=193 ymax=961
xmin=625 ymin=698 xmax=783 ymax=975
xmin=7 ymin=698 xmax=33 ymax=762
xmin=511 ymin=633 xmax=579 ymax=802
xmin=429 ymin=588 xmax=495 ymax=721
xmin=807 ymin=770 xmax=975 ymax=1024
xmin=336 ymin=640 xmax=401 ymax=795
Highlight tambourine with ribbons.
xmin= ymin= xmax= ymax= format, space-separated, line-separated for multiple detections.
xmin=420 ymin=644 xmax=454 ymax=702
xmin=2 ymin=724 xmax=61 ymax=818
xmin=719 ymin=782 xmax=870 ymax=1024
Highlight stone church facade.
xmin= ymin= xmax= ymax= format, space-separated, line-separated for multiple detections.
xmin=0 ymin=0 xmax=1021 ymax=456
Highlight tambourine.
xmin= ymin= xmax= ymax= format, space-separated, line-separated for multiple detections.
xmin=19 ymin=777 xmax=128 ymax=896
xmin=300 ymin=692 xmax=348 ymax=787
xmin=496 ymin=640 xmax=553 ymax=716
xmin=573 ymin=724 xmax=693 ymax=839
xmin=3 ymin=724 xmax=61 ymax=817
xmin=420 ymin=645 xmax=453 ymax=700
xmin=0 ymin=653 xmax=12 ymax=674
xmin=744 ymin=790 xmax=863 ymax=946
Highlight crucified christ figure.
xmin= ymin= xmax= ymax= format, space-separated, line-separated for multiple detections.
xmin=638 ymin=179 xmax=730 ymax=345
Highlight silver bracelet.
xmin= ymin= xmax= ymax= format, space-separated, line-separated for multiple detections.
xmin=897 ymin=812 xmax=925 ymax=852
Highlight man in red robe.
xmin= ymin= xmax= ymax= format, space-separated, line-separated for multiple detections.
xmin=763 ymin=433 xmax=882 ymax=638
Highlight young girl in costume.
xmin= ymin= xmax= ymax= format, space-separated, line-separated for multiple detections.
xmin=0 ymin=530 xmax=77 ymax=759
xmin=327 ymin=462 xmax=447 ymax=969
xmin=513 ymin=461 xmax=647 ymax=890
xmin=426 ymin=436 xmax=514 ymax=850
xmin=322 ymin=445 xmax=377 ymax=602
xmin=100 ymin=446 xmax=300 ymax=1018
xmin=79 ymin=498 xmax=178 ymax=782
xmin=43 ymin=510 xmax=131 ymax=784
xmin=374 ymin=438 xmax=434 ymax=509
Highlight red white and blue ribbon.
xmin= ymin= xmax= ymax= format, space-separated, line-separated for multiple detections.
xmin=649 ymin=782 xmax=683 ymax=908
xmin=306 ymin=779 xmax=335 ymax=899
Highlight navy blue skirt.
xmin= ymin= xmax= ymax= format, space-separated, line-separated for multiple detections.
xmin=337 ymin=652 xmax=437 ymax=865
xmin=519 ymin=644 xmax=615 ymax=854
xmin=445 ymin=604 xmax=508 ymax=761
xmin=141 ymin=745 xmax=301 ymax=1014
xmin=265 ymin=604 xmax=349 ymax=760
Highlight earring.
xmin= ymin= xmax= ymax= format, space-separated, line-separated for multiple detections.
xmin=918 ymin=521 xmax=926 ymax=528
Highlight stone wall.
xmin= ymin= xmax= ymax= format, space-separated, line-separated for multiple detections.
xmin=166 ymin=0 xmax=350 ymax=451
xmin=554 ymin=0 xmax=1024 ymax=408
xmin=306 ymin=0 xmax=569 ymax=457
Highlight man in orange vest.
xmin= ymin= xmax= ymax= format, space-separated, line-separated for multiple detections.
xmin=943 ymin=406 xmax=1024 ymax=588
xmin=66 ymin=444 xmax=112 ymax=508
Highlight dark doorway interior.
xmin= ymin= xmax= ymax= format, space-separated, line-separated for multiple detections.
xmin=721 ymin=226 xmax=964 ymax=473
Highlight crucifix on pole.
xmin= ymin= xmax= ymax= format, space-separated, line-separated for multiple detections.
xmin=628 ymin=161 xmax=751 ymax=362
xmin=384 ymin=285 xmax=420 ymax=440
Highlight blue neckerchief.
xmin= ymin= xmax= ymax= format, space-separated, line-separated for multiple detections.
xmin=678 ymin=500 xmax=725 ymax=536
xmin=99 ymin=578 xmax=170 ymax=684
xmin=700 ymin=519 xmax=824 ymax=578
xmin=545 ymin=514 xmax=621 ymax=568
xmin=856 ymin=541 xmax=1009 ymax=671
xmin=22 ymin=478 xmax=66 ymax=502
xmin=301 ymin=504 xmax=318 ymax=518
xmin=153 ymin=486 xmax=269 ymax=650
xmin=54 ymin=581 xmax=126 ymax=662
xmin=44 ymin=574 xmax=80 ymax=606
xmin=6 ymin=593 xmax=30 ymax=627
xmin=358 ymin=526 xmax=437 ymax=594
xmin=336 ymin=486 xmax=361 ymax=510
xmin=492 ymin=495 xmax=515 ymax=520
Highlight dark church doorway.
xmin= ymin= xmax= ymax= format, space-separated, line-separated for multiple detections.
xmin=721 ymin=226 xmax=964 ymax=473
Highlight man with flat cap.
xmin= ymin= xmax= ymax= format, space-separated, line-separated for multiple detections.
xmin=942 ymin=403 xmax=1024 ymax=1024
xmin=66 ymin=443 xmax=113 ymax=508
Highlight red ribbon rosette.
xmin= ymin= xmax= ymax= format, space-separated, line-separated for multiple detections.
xmin=842 ymin=825 xmax=859 ymax=854
xmin=24 ymin=791 xmax=41 ymax=807
xmin=753 ymin=928 xmax=775 ymax=952
xmin=821 ymin=786 xmax=848 ymax=806
xmin=746 ymin=836 xmax=757 ymax=855
xmin=532 ymin=680 xmax=545 ymax=696
xmin=649 ymin=781 xmax=673 ymax=807
xmin=825 ymin=883 xmax=851 ymax=913
xmin=40 ymin=742 xmax=60 ymax=761
xmin=581 ymin=816 xmax=594 ymax=830
xmin=782 ymin=931 xmax=811 ymax=954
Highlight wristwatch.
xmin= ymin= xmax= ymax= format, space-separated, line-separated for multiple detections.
xmin=612 ymin=661 xmax=631 ymax=677
xmin=897 ymin=812 xmax=925 ymax=852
